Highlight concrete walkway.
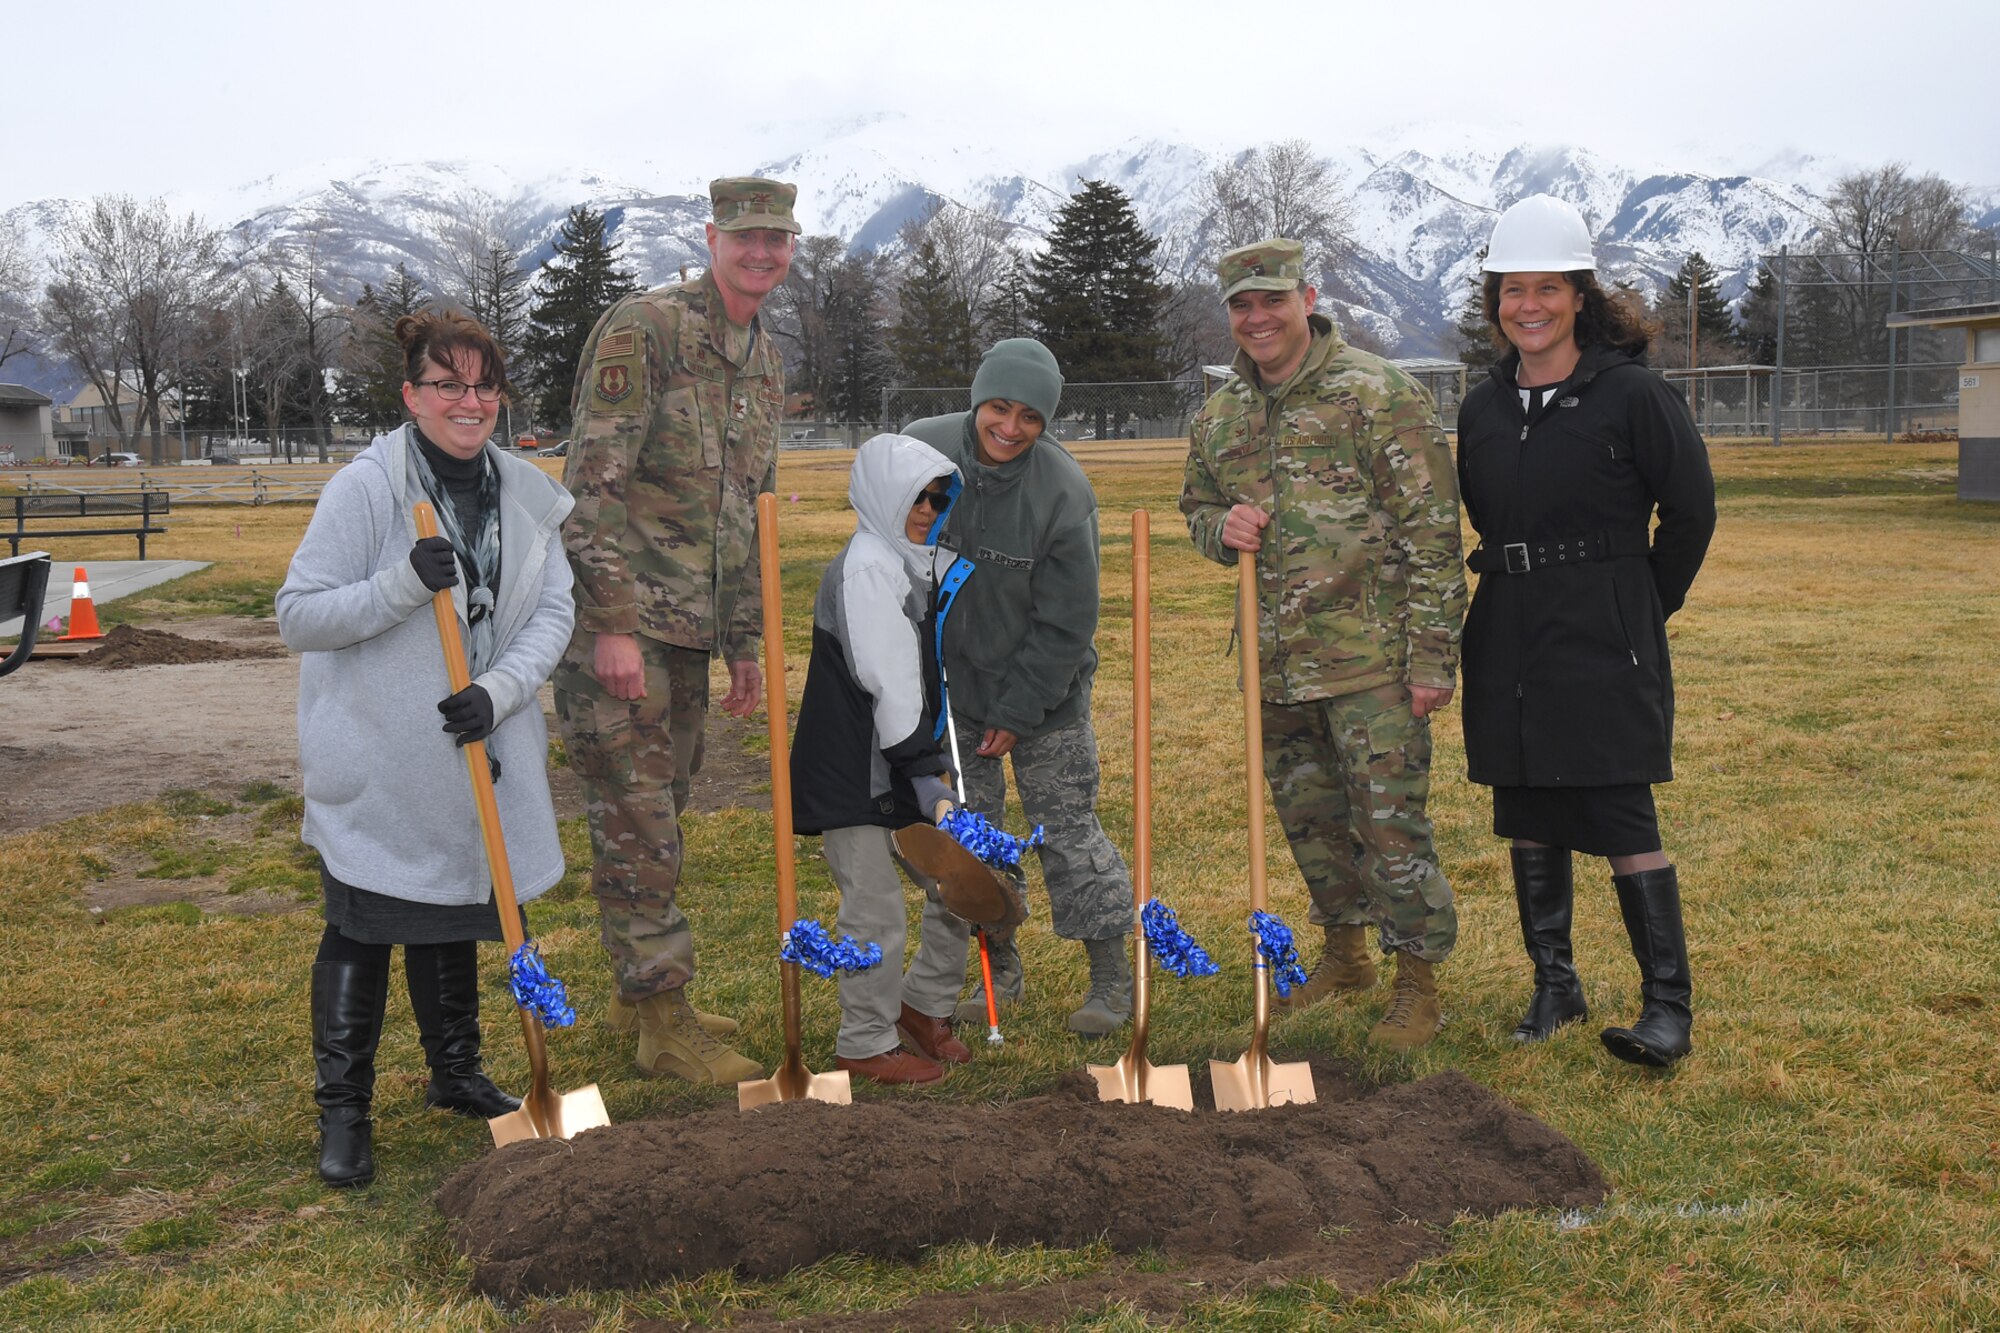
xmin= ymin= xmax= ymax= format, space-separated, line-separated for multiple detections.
xmin=1 ymin=558 xmax=212 ymax=637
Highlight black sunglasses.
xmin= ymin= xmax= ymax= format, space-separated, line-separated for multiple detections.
xmin=913 ymin=485 xmax=953 ymax=511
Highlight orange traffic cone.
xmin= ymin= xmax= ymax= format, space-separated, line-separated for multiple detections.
xmin=60 ymin=566 xmax=104 ymax=641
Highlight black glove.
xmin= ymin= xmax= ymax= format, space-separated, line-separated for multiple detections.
xmin=409 ymin=536 xmax=460 ymax=592
xmin=438 ymin=683 xmax=494 ymax=747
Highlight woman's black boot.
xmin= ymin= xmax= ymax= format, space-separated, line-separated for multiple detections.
xmin=1601 ymin=865 xmax=1693 ymax=1067
xmin=406 ymin=941 xmax=521 ymax=1119
xmin=312 ymin=959 xmax=388 ymax=1187
xmin=1511 ymin=845 xmax=1588 ymax=1042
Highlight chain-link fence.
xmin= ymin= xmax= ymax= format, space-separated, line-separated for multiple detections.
xmin=1657 ymin=362 xmax=1961 ymax=438
xmin=881 ymin=381 xmax=1208 ymax=443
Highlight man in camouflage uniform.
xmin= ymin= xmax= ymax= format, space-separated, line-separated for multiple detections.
xmin=1181 ymin=238 xmax=1467 ymax=1051
xmin=553 ymin=177 xmax=798 ymax=1085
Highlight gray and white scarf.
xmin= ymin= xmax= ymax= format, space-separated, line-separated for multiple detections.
xmin=405 ymin=434 xmax=503 ymax=676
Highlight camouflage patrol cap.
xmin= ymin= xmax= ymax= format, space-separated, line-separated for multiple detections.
xmin=709 ymin=177 xmax=801 ymax=234
xmin=1218 ymin=238 xmax=1307 ymax=301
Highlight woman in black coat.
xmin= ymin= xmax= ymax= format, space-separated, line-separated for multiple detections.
xmin=1455 ymin=195 xmax=1716 ymax=1067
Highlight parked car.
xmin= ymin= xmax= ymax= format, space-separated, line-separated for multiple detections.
xmin=536 ymin=440 xmax=569 ymax=457
xmin=92 ymin=451 xmax=143 ymax=467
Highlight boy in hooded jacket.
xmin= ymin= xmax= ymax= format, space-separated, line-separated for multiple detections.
xmin=791 ymin=433 xmax=973 ymax=1085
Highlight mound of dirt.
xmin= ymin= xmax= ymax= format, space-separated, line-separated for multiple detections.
xmin=440 ymin=1068 xmax=1605 ymax=1306
xmin=74 ymin=624 xmax=285 ymax=670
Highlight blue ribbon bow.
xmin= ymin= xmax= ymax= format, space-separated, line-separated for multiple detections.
xmin=1141 ymin=898 xmax=1220 ymax=978
xmin=939 ymin=807 xmax=1045 ymax=869
xmin=1247 ymin=910 xmax=1309 ymax=998
xmin=509 ymin=942 xmax=577 ymax=1028
xmin=780 ymin=919 xmax=884 ymax=978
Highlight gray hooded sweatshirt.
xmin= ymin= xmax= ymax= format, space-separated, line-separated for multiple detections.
xmin=276 ymin=425 xmax=576 ymax=905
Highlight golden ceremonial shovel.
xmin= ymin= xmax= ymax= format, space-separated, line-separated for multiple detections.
xmin=414 ymin=502 xmax=609 ymax=1146
xmin=893 ymin=813 xmax=1028 ymax=930
xmin=1210 ymin=546 xmax=1316 ymax=1112
xmin=1090 ymin=510 xmax=1194 ymax=1110
xmin=740 ymin=492 xmax=853 ymax=1110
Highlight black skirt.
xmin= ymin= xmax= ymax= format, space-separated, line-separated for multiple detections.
xmin=320 ymin=865 xmax=519 ymax=946
xmin=1491 ymin=784 xmax=1661 ymax=857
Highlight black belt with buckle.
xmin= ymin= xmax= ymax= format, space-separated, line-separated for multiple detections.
xmin=1467 ymin=530 xmax=1650 ymax=574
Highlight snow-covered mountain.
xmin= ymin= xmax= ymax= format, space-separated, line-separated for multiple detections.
xmin=8 ymin=114 xmax=1979 ymax=376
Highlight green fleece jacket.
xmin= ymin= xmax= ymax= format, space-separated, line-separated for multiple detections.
xmin=901 ymin=412 xmax=1100 ymax=739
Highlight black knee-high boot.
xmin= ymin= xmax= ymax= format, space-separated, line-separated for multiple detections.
xmin=1601 ymin=865 xmax=1693 ymax=1067
xmin=405 ymin=941 xmax=521 ymax=1119
xmin=1511 ymin=845 xmax=1587 ymax=1042
xmin=312 ymin=959 xmax=389 ymax=1187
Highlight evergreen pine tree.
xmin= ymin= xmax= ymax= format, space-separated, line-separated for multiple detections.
xmin=1451 ymin=248 xmax=1501 ymax=373
xmin=825 ymin=254 xmax=893 ymax=422
xmin=983 ymin=253 xmax=1034 ymax=342
xmin=472 ymin=240 xmax=529 ymax=368
xmin=1735 ymin=263 xmax=1781 ymax=365
xmin=343 ymin=263 xmax=429 ymax=427
xmin=889 ymin=237 xmax=978 ymax=386
xmin=1027 ymin=180 xmax=1170 ymax=387
xmin=522 ymin=205 xmax=641 ymax=429
xmin=1665 ymin=252 xmax=1738 ymax=358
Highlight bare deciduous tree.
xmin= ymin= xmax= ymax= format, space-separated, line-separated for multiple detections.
xmin=0 ymin=216 xmax=37 ymax=372
xmin=427 ymin=190 xmax=528 ymax=350
xmin=1821 ymin=163 xmax=1968 ymax=255
xmin=246 ymin=224 xmax=351 ymax=460
xmin=1811 ymin=164 xmax=1970 ymax=365
xmin=901 ymin=200 xmax=1017 ymax=341
xmin=1197 ymin=139 xmax=1356 ymax=284
xmin=41 ymin=196 xmax=226 ymax=461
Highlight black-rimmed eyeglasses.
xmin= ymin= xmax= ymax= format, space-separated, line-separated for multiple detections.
xmin=414 ymin=379 xmax=503 ymax=403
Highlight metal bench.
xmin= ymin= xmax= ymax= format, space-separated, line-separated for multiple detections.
xmin=7 ymin=491 xmax=171 ymax=558
xmin=0 ymin=551 xmax=52 ymax=677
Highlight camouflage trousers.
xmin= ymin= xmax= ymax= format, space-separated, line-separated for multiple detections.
xmin=953 ymin=712 xmax=1132 ymax=942
xmin=1263 ymin=682 xmax=1457 ymax=963
xmin=552 ymin=636 xmax=709 ymax=999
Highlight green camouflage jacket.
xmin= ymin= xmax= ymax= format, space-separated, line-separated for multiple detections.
xmin=561 ymin=270 xmax=782 ymax=659
xmin=1181 ymin=315 xmax=1466 ymax=704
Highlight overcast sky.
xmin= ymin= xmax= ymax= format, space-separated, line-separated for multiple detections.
xmin=7 ymin=0 xmax=1993 ymax=211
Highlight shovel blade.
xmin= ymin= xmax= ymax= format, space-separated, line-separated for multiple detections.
xmin=488 ymin=1082 xmax=610 ymax=1147
xmin=738 ymin=1060 xmax=852 ymax=1110
xmin=892 ymin=824 xmax=1027 ymax=928
xmin=1207 ymin=1053 xmax=1315 ymax=1113
xmin=1088 ymin=1054 xmax=1195 ymax=1111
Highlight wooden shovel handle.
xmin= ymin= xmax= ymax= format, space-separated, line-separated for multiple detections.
xmin=1132 ymin=511 xmax=1153 ymax=1056
xmin=413 ymin=503 xmax=527 ymax=959
xmin=758 ymin=493 xmax=797 ymax=931
xmin=757 ymin=493 xmax=807 ymax=1058
xmin=1133 ymin=511 xmax=1151 ymax=910
xmin=1238 ymin=548 xmax=1266 ymax=915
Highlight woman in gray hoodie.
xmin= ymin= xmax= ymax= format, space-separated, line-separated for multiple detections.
xmin=276 ymin=311 xmax=575 ymax=1187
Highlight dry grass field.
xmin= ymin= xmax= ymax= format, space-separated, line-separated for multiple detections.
xmin=2 ymin=440 xmax=1997 ymax=1329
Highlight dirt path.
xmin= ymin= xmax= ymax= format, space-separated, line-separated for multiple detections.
xmin=0 ymin=617 xmax=768 ymax=841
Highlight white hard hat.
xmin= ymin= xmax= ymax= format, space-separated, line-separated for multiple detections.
xmin=1482 ymin=194 xmax=1597 ymax=273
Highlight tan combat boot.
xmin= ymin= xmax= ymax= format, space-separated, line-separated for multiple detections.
xmin=607 ymin=992 xmax=738 ymax=1038
xmin=1368 ymin=952 xmax=1443 ymax=1052
xmin=1278 ymin=925 xmax=1378 ymax=1011
xmin=633 ymin=988 xmax=765 ymax=1084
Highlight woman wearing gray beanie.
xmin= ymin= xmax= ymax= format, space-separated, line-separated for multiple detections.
xmin=902 ymin=339 xmax=1135 ymax=1037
